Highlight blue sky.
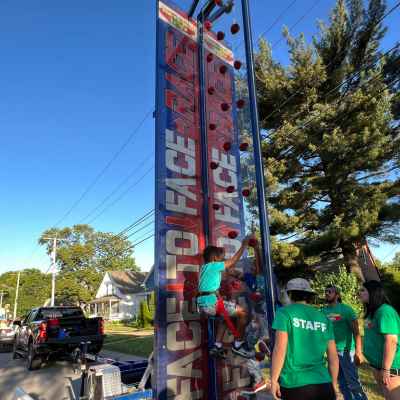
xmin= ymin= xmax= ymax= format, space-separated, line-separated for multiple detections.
xmin=0 ymin=0 xmax=399 ymax=274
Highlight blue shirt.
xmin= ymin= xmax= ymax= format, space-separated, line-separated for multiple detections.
xmin=197 ymin=261 xmax=225 ymax=307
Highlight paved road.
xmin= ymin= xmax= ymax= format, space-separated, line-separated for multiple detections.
xmin=0 ymin=349 xmax=145 ymax=400
xmin=0 ymin=349 xmax=81 ymax=400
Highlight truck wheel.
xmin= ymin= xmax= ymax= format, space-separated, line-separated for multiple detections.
xmin=12 ymin=340 xmax=20 ymax=359
xmin=90 ymin=344 xmax=102 ymax=355
xmin=27 ymin=342 xmax=42 ymax=371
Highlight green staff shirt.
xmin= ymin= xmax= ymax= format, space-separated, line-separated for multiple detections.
xmin=363 ymin=304 xmax=400 ymax=369
xmin=272 ymin=303 xmax=334 ymax=388
xmin=197 ymin=261 xmax=225 ymax=308
xmin=321 ymin=303 xmax=357 ymax=351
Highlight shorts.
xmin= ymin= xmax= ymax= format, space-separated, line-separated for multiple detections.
xmin=198 ymin=300 xmax=237 ymax=316
xmin=280 ymin=383 xmax=335 ymax=400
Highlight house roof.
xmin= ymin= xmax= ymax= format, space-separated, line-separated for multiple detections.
xmin=108 ymin=270 xmax=148 ymax=294
xmin=142 ymin=265 xmax=155 ymax=291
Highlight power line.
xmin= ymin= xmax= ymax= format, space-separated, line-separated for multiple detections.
xmin=262 ymin=43 xmax=400 ymax=166
xmin=80 ymin=151 xmax=153 ymax=223
xmin=234 ymin=0 xmax=298 ymax=51
xmin=259 ymin=2 xmax=400 ymax=129
xmin=128 ymin=234 xmax=155 ymax=251
xmin=87 ymin=165 xmax=154 ymax=225
xmin=382 ymin=245 xmax=400 ymax=262
xmin=53 ymin=108 xmax=153 ymax=228
xmin=117 ymin=209 xmax=155 ymax=237
xmin=270 ymin=0 xmax=321 ymax=49
xmin=125 ymin=220 xmax=155 ymax=239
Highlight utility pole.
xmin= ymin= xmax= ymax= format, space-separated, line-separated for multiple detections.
xmin=0 ymin=291 xmax=4 ymax=309
xmin=13 ymin=271 xmax=21 ymax=320
xmin=43 ymin=237 xmax=65 ymax=307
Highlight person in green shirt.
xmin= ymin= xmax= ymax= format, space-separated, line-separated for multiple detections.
xmin=270 ymin=278 xmax=339 ymax=400
xmin=359 ymin=280 xmax=400 ymax=399
xmin=321 ymin=285 xmax=368 ymax=400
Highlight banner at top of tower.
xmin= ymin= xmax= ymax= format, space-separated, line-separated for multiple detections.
xmin=158 ymin=1 xmax=233 ymax=66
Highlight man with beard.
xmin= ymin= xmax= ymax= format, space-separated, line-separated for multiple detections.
xmin=322 ymin=285 xmax=368 ymax=400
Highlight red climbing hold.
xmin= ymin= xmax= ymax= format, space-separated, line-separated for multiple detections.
xmin=237 ymin=99 xmax=245 ymax=109
xmin=227 ymin=185 xmax=235 ymax=193
xmin=219 ymin=64 xmax=227 ymax=74
xmin=242 ymin=188 xmax=250 ymax=197
xmin=231 ymin=23 xmax=240 ymax=35
xmin=212 ymin=204 xmax=220 ymax=210
xmin=221 ymin=103 xmax=230 ymax=112
xmin=208 ymin=87 xmax=215 ymax=95
xmin=239 ymin=142 xmax=249 ymax=151
xmin=248 ymin=238 xmax=258 ymax=247
xmin=204 ymin=20 xmax=212 ymax=30
xmin=255 ymin=352 xmax=266 ymax=362
xmin=234 ymin=60 xmax=242 ymax=70
xmin=223 ymin=142 xmax=231 ymax=151
xmin=215 ymin=0 xmax=223 ymax=5
xmin=209 ymin=123 xmax=217 ymax=131
xmin=207 ymin=53 xmax=213 ymax=63
xmin=210 ymin=161 xmax=219 ymax=170
xmin=179 ymin=106 xmax=186 ymax=113
xmin=217 ymin=31 xmax=225 ymax=41
xmin=228 ymin=231 xmax=238 ymax=239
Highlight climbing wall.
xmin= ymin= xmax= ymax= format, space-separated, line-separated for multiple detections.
xmin=155 ymin=1 xmax=273 ymax=399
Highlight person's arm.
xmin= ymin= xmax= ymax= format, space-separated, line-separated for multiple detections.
xmin=270 ymin=330 xmax=288 ymax=400
xmin=351 ymin=319 xmax=365 ymax=365
xmin=327 ymin=339 xmax=339 ymax=389
xmin=381 ymin=334 xmax=398 ymax=386
xmin=224 ymin=238 xmax=249 ymax=269
xmin=253 ymin=240 xmax=262 ymax=275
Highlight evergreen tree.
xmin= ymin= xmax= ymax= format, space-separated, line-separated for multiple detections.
xmin=255 ymin=0 xmax=399 ymax=277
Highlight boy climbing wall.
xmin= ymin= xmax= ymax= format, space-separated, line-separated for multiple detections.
xmin=197 ymin=236 xmax=254 ymax=358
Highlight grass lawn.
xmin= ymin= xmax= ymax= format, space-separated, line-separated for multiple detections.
xmin=103 ymin=333 xmax=154 ymax=358
xmin=358 ymin=364 xmax=383 ymax=400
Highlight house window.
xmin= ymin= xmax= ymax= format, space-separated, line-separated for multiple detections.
xmin=106 ymin=283 xmax=114 ymax=296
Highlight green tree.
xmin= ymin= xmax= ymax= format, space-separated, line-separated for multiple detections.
xmin=255 ymin=0 xmax=400 ymax=277
xmin=312 ymin=265 xmax=363 ymax=316
xmin=0 ymin=269 xmax=51 ymax=317
xmin=39 ymin=225 xmax=139 ymax=301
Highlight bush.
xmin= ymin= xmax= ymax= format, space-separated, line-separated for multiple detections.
xmin=137 ymin=292 xmax=155 ymax=328
xmin=380 ymin=268 xmax=400 ymax=312
xmin=311 ymin=265 xmax=363 ymax=316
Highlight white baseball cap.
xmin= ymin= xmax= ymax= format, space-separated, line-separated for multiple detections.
xmin=286 ymin=278 xmax=315 ymax=294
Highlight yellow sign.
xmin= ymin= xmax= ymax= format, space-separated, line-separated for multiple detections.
xmin=159 ymin=2 xmax=197 ymax=40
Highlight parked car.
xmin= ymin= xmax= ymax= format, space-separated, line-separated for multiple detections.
xmin=0 ymin=320 xmax=15 ymax=350
xmin=13 ymin=306 xmax=104 ymax=370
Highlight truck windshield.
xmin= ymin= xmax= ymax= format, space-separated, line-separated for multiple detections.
xmin=37 ymin=308 xmax=83 ymax=319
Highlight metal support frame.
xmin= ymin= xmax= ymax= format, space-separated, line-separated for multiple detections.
xmin=241 ymin=0 xmax=276 ymax=333
xmin=188 ymin=0 xmax=201 ymax=18
xmin=197 ymin=18 xmax=211 ymax=244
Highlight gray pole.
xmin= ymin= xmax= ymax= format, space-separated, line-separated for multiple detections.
xmin=13 ymin=272 xmax=20 ymax=320
xmin=51 ymin=238 xmax=57 ymax=306
xmin=241 ymin=0 xmax=276 ymax=327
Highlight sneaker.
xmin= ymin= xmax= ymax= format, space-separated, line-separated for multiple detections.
xmin=240 ymin=381 xmax=268 ymax=395
xmin=209 ymin=345 xmax=226 ymax=359
xmin=258 ymin=339 xmax=271 ymax=356
xmin=251 ymin=380 xmax=268 ymax=393
xmin=231 ymin=343 xmax=255 ymax=358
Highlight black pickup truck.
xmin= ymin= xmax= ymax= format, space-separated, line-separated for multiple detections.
xmin=13 ymin=306 xmax=104 ymax=370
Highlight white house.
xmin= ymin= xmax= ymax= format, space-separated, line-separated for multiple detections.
xmin=88 ymin=270 xmax=152 ymax=321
